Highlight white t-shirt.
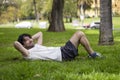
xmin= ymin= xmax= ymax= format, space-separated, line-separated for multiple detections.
xmin=24 ymin=44 xmax=62 ymax=61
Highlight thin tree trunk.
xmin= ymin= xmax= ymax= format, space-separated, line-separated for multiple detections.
xmin=94 ymin=0 xmax=98 ymax=17
xmin=33 ymin=0 xmax=38 ymax=22
xmin=99 ymin=0 xmax=114 ymax=45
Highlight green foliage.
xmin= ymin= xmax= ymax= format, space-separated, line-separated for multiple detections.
xmin=20 ymin=0 xmax=34 ymax=19
xmin=0 ymin=0 xmax=22 ymax=24
xmin=19 ymin=0 xmax=51 ymax=20
xmin=64 ymin=0 xmax=77 ymax=17
xmin=42 ymin=0 xmax=53 ymax=19
xmin=0 ymin=6 xmax=18 ymax=24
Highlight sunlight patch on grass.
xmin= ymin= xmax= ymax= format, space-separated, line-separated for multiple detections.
xmin=0 ymin=32 xmax=4 ymax=35
xmin=115 ymin=39 xmax=120 ymax=41
xmin=79 ymin=71 xmax=120 ymax=80
xmin=84 ymin=30 xmax=99 ymax=35
xmin=114 ymin=36 xmax=120 ymax=41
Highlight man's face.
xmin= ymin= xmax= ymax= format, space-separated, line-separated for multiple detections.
xmin=23 ymin=36 xmax=34 ymax=49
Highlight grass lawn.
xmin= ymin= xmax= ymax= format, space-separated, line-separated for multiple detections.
xmin=0 ymin=17 xmax=120 ymax=80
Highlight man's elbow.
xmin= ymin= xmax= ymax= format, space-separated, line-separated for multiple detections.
xmin=13 ymin=41 xmax=20 ymax=49
xmin=14 ymin=41 xmax=18 ymax=47
xmin=39 ymin=32 xmax=43 ymax=36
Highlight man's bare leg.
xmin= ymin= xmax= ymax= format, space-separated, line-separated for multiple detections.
xmin=70 ymin=31 xmax=94 ymax=54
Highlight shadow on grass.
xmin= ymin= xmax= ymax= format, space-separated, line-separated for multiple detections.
xmin=0 ymin=57 xmax=26 ymax=67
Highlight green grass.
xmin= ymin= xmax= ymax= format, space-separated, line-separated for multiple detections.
xmin=0 ymin=17 xmax=120 ymax=80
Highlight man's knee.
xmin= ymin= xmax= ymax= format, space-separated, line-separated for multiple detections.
xmin=75 ymin=31 xmax=85 ymax=37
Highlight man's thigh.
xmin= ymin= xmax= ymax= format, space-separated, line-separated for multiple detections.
xmin=69 ymin=32 xmax=80 ymax=48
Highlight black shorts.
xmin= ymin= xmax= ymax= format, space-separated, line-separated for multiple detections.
xmin=60 ymin=40 xmax=78 ymax=61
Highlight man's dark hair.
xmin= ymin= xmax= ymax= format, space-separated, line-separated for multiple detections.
xmin=17 ymin=33 xmax=31 ymax=45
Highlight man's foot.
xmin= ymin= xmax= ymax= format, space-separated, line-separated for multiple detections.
xmin=88 ymin=52 xmax=103 ymax=58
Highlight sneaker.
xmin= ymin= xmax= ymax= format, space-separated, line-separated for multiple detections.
xmin=88 ymin=52 xmax=103 ymax=58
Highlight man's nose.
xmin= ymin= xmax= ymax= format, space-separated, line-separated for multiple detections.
xmin=30 ymin=39 xmax=33 ymax=42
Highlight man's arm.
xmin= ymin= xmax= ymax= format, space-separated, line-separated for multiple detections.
xmin=14 ymin=41 xmax=29 ymax=57
xmin=32 ymin=32 xmax=43 ymax=45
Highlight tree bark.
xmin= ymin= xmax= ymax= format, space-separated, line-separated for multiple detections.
xmin=48 ymin=0 xmax=65 ymax=32
xmin=33 ymin=0 xmax=39 ymax=22
xmin=99 ymin=0 xmax=114 ymax=45
xmin=94 ymin=0 xmax=98 ymax=17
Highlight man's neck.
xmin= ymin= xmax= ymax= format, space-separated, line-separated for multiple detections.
xmin=24 ymin=45 xmax=34 ymax=50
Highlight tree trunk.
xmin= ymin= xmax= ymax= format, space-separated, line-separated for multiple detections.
xmin=94 ymin=0 xmax=98 ymax=17
xmin=33 ymin=0 xmax=39 ymax=22
xmin=48 ymin=0 xmax=65 ymax=32
xmin=99 ymin=0 xmax=114 ymax=45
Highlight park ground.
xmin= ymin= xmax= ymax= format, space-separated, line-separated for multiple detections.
xmin=0 ymin=17 xmax=120 ymax=80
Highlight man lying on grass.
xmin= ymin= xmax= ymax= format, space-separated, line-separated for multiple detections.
xmin=14 ymin=31 xmax=102 ymax=61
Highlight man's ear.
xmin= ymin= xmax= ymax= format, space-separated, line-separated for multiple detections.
xmin=22 ymin=42 xmax=26 ymax=48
